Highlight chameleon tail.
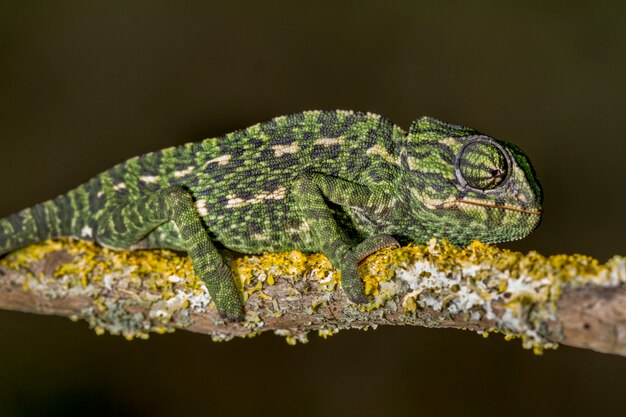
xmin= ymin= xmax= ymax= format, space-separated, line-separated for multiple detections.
xmin=0 ymin=194 xmax=76 ymax=256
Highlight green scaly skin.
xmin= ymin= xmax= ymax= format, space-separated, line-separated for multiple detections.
xmin=0 ymin=110 xmax=543 ymax=321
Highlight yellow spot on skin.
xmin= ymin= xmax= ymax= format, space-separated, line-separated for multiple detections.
xmin=441 ymin=198 xmax=542 ymax=215
xmin=174 ymin=166 xmax=194 ymax=178
xmin=441 ymin=137 xmax=460 ymax=147
xmin=206 ymin=154 xmax=232 ymax=166
xmin=314 ymin=138 xmax=342 ymax=146
xmin=273 ymin=143 xmax=299 ymax=157
xmin=140 ymin=176 xmax=159 ymax=184
xmin=366 ymin=145 xmax=400 ymax=165
xmin=195 ymin=199 xmax=209 ymax=216
xmin=416 ymin=194 xmax=456 ymax=210
xmin=289 ymin=222 xmax=310 ymax=233
xmin=81 ymin=225 xmax=94 ymax=238
xmin=225 ymin=187 xmax=287 ymax=208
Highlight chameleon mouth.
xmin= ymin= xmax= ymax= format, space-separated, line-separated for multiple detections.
xmin=442 ymin=199 xmax=543 ymax=215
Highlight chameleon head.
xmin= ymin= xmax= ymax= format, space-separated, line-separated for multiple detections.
xmin=399 ymin=117 xmax=543 ymax=246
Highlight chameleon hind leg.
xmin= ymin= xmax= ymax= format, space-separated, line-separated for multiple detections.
xmin=95 ymin=186 xmax=244 ymax=321
xmin=293 ymin=173 xmax=398 ymax=303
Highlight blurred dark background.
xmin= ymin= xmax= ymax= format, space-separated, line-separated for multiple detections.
xmin=1 ymin=1 xmax=625 ymax=416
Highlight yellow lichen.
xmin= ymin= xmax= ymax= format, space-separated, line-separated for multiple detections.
xmin=0 ymin=239 xmax=65 ymax=270
xmin=318 ymin=327 xmax=338 ymax=339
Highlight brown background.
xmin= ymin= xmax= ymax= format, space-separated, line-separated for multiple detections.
xmin=1 ymin=1 xmax=625 ymax=416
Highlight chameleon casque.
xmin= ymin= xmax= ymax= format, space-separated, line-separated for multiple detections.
xmin=0 ymin=110 xmax=542 ymax=321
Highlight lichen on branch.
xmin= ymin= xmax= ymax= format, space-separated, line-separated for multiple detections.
xmin=0 ymin=239 xmax=624 ymax=356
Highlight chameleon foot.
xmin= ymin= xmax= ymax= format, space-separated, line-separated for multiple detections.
xmin=209 ymin=262 xmax=245 ymax=322
xmin=354 ymin=234 xmax=400 ymax=264
xmin=337 ymin=256 xmax=371 ymax=304
xmin=340 ymin=235 xmax=400 ymax=303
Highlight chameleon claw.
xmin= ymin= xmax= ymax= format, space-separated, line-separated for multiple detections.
xmin=345 ymin=289 xmax=371 ymax=305
xmin=219 ymin=308 xmax=245 ymax=323
xmin=216 ymin=297 xmax=245 ymax=323
xmin=339 ymin=263 xmax=372 ymax=305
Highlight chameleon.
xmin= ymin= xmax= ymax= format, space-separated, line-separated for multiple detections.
xmin=0 ymin=110 xmax=542 ymax=321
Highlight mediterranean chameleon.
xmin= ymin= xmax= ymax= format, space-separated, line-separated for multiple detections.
xmin=0 ymin=110 xmax=542 ymax=321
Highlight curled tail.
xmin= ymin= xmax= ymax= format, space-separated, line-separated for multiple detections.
xmin=0 ymin=193 xmax=82 ymax=256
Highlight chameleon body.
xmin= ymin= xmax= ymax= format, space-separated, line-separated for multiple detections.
xmin=0 ymin=111 xmax=542 ymax=320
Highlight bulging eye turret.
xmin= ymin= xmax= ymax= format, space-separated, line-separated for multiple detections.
xmin=456 ymin=137 xmax=509 ymax=191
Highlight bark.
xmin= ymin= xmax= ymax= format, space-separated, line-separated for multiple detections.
xmin=0 ymin=239 xmax=624 ymax=355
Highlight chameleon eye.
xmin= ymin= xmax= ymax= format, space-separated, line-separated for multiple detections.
xmin=456 ymin=139 xmax=509 ymax=191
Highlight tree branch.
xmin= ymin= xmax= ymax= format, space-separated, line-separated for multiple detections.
xmin=0 ymin=239 xmax=624 ymax=355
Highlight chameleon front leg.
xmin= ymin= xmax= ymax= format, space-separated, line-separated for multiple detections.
xmin=293 ymin=173 xmax=398 ymax=304
xmin=95 ymin=186 xmax=244 ymax=321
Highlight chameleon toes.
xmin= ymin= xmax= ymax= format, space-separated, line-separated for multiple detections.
xmin=218 ymin=303 xmax=245 ymax=323
xmin=337 ymin=262 xmax=371 ymax=304
xmin=345 ymin=288 xmax=371 ymax=305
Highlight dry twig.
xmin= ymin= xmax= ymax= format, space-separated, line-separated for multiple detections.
xmin=0 ymin=239 xmax=624 ymax=355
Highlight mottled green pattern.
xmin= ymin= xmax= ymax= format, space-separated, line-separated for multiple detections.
xmin=0 ymin=110 xmax=542 ymax=320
